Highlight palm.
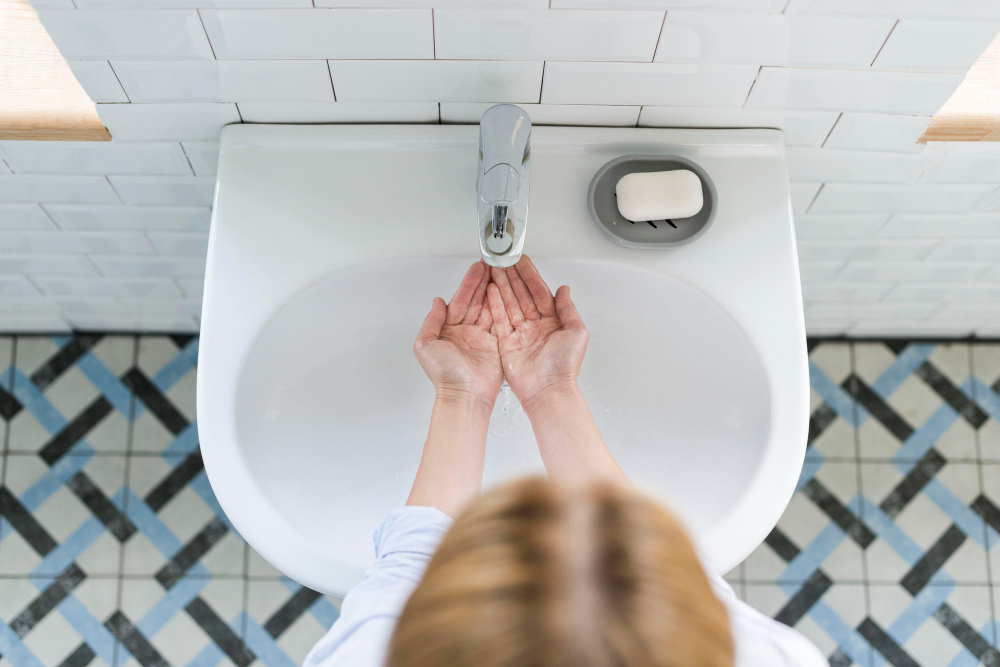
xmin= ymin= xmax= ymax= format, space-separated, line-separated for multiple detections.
xmin=487 ymin=257 xmax=588 ymax=410
xmin=414 ymin=262 xmax=502 ymax=407
xmin=425 ymin=322 xmax=502 ymax=399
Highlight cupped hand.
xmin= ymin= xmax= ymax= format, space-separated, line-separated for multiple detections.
xmin=487 ymin=255 xmax=589 ymax=412
xmin=414 ymin=261 xmax=502 ymax=409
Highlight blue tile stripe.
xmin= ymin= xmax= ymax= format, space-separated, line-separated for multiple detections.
xmin=810 ymin=360 xmax=864 ymax=426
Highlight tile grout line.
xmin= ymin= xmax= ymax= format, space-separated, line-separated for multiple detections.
xmin=971 ymin=342 xmax=999 ymax=647
xmin=242 ymin=541 xmax=250 ymax=642
xmin=870 ymin=20 xmax=899 ymax=68
xmin=107 ymin=61 xmax=131 ymax=104
xmin=0 ymin=336 xmax=15 ymax=574
xmin=114 ymin=334 xmax=141 ymax=667
xmin=196 ymin=10 xmax=218 ymax=61
xmin=849 ymin=341 xmax=876 ymax=666
xmin=820 ymin=112 xmax=842 ymax=149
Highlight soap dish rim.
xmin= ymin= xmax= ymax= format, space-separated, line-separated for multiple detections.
xmin=587 ymin=154 xmax=718 ymax=250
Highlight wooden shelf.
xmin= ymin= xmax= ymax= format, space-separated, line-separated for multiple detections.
xmin=0 ymin=0 xmax=109 ymax=142
xmin=920 ymin=30 xmax=1000 ymax=143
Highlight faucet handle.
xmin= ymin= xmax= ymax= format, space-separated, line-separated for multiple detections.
xmin=479 ymin=105 xmax=531 ymax=184
xmin=480 ymin=163 xmax=520 ymax=205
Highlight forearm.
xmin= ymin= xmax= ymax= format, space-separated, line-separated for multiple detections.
xmin=406 ymin=391 xmax=493 ymax=517
xmin=524 ymin=383 xmax=630 ymax=487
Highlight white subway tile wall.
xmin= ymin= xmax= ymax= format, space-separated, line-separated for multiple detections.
xmin=1 ymin=1 xmax=998 ymax=335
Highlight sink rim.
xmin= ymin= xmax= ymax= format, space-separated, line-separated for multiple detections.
xmin=198 ymin=124 xmax=808 ymax=596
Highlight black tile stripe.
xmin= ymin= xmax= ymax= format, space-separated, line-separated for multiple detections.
xmin=185 ymin=597 xmax=255 ymax=667
xmin=879 ymin=449 xmax=946 ymax=519
xmin=156 ymin=517 xmax=228 ymax=589
xmin=764 ymin=527 xmax=800 ymax=563
xmin=773 ymin=570 xmax=832 ymax=627
xmin=0 ymin=487 xmax=57 ymax=556
xmin=105 ymin=612 xmax=168 ymax=667
xmin=30 ymin=335 xmax=102 ymax=391
xmin=57 ymin=643 xmax=96 ymax=667
xmin=806 ymin=338 xmax=821 ymax=353
xmin=992 ymin=375 xmax=1000 ymax=396
xmin=263 ymin=587 xmax=322 ymax=638
xmin=885 ymin=340 xmax=911 ymax=355
xmin=9 ymin=564 xmax=86 ymax=637
xmin=807 ymin=404 xmax=838 ymax=446
xmin=169 ymin=334 xmax=195 ymax=349
xmin=916 ymin=361 xmax=988 ymax=429
xmin=66 ymin=472 xmax=136 ymax=542
xmin=124 ymin=368 xmax=189 ymax=436
xmin=846 ymin=374 xmax=914 ymax=441
xmin=972 ymin=495 xmax=1000 ymax=534
xmin=933 ymin=604 xmax=1000 ymax=666
xmin=40 ymin=397 xmax=113 ymax=465
xmin=144 ymin=451 xmax=204 ymax=512
xmin=900 ymin=525 xmax=966 ymax=595
xmin=803 ymin=479 xmax=875 ymax=548
xmin=0 ymin=383 xmax=22 ymax=420
xmin=828 ymin=648 xmax=853 ymax=667
xmin=858 ymin=618 xmax=919 ymax=667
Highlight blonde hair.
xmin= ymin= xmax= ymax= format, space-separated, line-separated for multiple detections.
xmin=388 ymin=478 xmax=734 ymax=667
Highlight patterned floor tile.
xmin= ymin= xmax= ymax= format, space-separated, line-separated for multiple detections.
xmin=118 ymin=576 xmax=247 ymax=667
xmin=0 ymin=575 xmax=120 ymax=667
xmin=245 ymin=578 xmax=340 ymax=667
xmin=807 ymin=342 xmax=857 ymax=462
xmin=973 ymin=344 xmax=1000 ymax=462
xmin=7 ymin=336 xmax=135 ymax=456
xmin=867 ymin=583 xmax=997 ymax=667
xmin=123 ymin=454 xmax=244 ymax=579
xmin=745 ymin=582 xmax=872 ymax=666
xmin=976 ymin=464 xmax=1000 ymax=581
xmin=853 ymin=342 xmax=980 ymax=462
xmin=4 ymin=335 xmax=1000 ymax=667
xmin=862 ymin=461 xmax=989 ymax=586
xmin=0 ymin=453 xmax=128 ymax=577
xmin=130 ymin=337 xmax=197 ymax=455
xmin=247 ymin=547 xmax=283 ymax=579
xmin=744 ymin=461 xmax=865 ymax=584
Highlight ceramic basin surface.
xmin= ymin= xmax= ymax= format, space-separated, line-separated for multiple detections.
xmin=200 ymin=125 xmax=807 ymax=596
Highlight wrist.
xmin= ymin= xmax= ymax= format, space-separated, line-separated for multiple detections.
xmin=522 ymin=380 xmax=583 ymax=417
xmin=434 ymin=387 xmax=496 ymax=414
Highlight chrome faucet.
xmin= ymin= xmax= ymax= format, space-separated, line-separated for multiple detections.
xmin=477 ymin=104 xmax=531 ymax=267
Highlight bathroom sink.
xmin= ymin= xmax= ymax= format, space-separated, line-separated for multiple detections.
xmin=199 ymin=125 xmax=807 ymax=596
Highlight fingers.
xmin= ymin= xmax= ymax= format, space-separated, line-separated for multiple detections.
xmin=490 ymin=266 xmax=525 ymax=328
xmin=554 ymin=286 xmax=586 ymax=333
xmin=462 ymin=261 xmax=491 ymax=325
xmin=477 ymin=296 xmax=494 ymax=332
xmin=487 ymin=283 xmax=513 ymax=337
xmin=506 ymin=264 xmax=540 ymax=321
xmin=447 ymin=261 xmax=486 ymax=325
xmin=513 ymin=255 xmax=555 ymax=317
xmin=415 ymin=297 xmax=447 ymax=353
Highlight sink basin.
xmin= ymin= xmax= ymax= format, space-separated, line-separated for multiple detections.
xmin=199 ymin=124 xmax=808 ymax=596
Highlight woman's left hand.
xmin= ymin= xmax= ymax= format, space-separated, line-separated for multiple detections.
xmin=414 ymin=261 xmax=502 ymax=410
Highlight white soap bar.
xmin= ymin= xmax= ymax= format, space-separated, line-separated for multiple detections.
xmin=615 ymin=169 xmax=703 ymax=222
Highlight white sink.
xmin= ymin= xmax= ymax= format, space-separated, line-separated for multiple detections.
xmin=199 ymin=124 xmax=808 ymax=597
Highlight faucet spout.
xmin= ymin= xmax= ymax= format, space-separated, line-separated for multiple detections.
xmin=478 ymin=105 xmax=531 ymax=267
xmin=492 ymin=205 xmax=508 ymax=239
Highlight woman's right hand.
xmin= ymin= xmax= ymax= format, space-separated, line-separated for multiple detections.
xmin=487 ymin=255 xmax=589 ymax=413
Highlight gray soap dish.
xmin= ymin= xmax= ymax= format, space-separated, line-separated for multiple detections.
xmin=588 ymin=155 xmax=717 ymax=249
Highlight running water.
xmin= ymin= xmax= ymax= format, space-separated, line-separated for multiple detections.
xmin=499 ymin=380 xmax=512 ymax=415
xmin=490 ymin=380 xmax=523 ymax=438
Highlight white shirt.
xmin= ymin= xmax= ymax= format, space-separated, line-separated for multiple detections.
xmin=303 ymin=506 xmax=828 ymax=667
